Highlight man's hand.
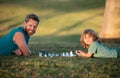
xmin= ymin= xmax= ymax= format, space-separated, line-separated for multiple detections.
xmin=13 ymin=49 xmax=22 ymax=56
xmin=13 ymin=32 xmax=31 ymax=56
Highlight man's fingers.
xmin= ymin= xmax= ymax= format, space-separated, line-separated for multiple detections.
xmin=13 ymin=49 xmax=22 ymax=56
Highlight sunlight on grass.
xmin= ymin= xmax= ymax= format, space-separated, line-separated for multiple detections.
xmin=0 ymin=0 xmax=104 ymax=37
xmin=35 ymin=9 xmax=103 ymax=37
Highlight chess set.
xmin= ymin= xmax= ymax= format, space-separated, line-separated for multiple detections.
xmin=39 ymin=51 xmax=76 ymax=57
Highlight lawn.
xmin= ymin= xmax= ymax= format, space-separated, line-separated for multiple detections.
xmin=0 ymin=0 xmax=120 ymax=78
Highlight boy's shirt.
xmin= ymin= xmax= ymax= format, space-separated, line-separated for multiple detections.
xmin=88 ymin=41 xmax=118 ymax=58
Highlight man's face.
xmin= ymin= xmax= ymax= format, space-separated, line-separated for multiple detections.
xmin=24 ymin=19 xmax=38 ymax=36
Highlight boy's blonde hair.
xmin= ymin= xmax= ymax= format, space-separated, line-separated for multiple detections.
xmin=80 ymin=29 xmax=101 ymax=49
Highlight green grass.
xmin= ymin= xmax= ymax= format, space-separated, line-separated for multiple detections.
xmin=0 ymin=55 xmax=120 ymax=78
xmin=0 ymin=0 xmax=104 ymax=37
xmin=0 ymin=0 xmax=120 ymax=78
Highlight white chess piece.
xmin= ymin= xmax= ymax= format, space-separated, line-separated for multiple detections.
xmin=56 ymin=54 xmax=59 ymax=56
xmin=62 ymin=53 xmax=65 ymax=56
xmin=66 ymin=52 xmax=69 ymax=56
xmin=44 ymin=54 xmax=47 ymax=57
xmin=51 ymin=53 xmax=53 ymax=57
xmin=70 ymin=51 xmax=73 ymax=56
xmin=39 ymin=52 xmax=42 ymax=57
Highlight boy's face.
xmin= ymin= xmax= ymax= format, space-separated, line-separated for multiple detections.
xmin=83 ymin=34 xmax=94 ymax=45
xmin=24 ymin=19 xmax=38 ymax=36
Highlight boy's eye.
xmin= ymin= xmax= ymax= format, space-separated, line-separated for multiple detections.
xmin=88 ymin=35 xmax=92 ymax=38
xmin=88 ymin=36 xmax=91 ymax=38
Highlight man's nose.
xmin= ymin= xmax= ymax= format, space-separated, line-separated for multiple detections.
xmin=31 ymin=26 xmax=34 ymax=30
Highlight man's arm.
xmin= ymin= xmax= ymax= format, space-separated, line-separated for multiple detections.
xmin=13 ymin=32 xmax=31 ymax=56
xmin=13 ymin=49 xmax=22 ymax=56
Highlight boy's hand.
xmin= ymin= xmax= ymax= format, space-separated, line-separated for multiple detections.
xmin=75 ymin=50 xmax=82 ymax=56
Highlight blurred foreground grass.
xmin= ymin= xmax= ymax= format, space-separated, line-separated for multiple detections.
xmin=0 ymin=53 xmax=120 ymax=78
xmin=0 ymin=43 xmax=120 ymax=78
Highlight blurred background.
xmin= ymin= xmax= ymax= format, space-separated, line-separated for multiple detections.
xmin=0 ymin=0 xmax=105 ymax=43
xmin=1 ymin=0 xmax=120 ymax=52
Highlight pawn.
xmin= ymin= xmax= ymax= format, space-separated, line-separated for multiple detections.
xmin=52 ymin=53 xmax=55 ymax=57
xmin=39 ymin=52 xmax=42 ymax=57
xmin=66 ymin=52 xmax=69 ymax=56
xmin=70 ymin=51 xmax=73 ymax=56
xmin=62 ymin=53 xmax=65 ymax=56
xmin=44 ymin=54 xmax=47 ymax=57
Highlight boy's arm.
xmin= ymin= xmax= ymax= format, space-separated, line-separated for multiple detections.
xmin=13 ymin=32 xmax=31 ymax=56
xmin=76 ymin=50 xmax=93 ymax=57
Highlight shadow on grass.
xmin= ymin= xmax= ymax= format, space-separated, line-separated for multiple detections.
xmin=101 ymin=38 xmax=120 ymax=43
xmin=0 ymin=0 xmax=105 ymax=13
xmin=0 ymin=16 xmax=23 ymax=36
xmin=29 ymin=34 xmax=84 ymax=53
xmin=0 ymin=22 xmax=22 ymax=32
xmin=0 ymin=21 xmax=22 ymax=37
xmin=0 ymin=0 xmax=105 ymax=36
xmin=48 ymin=12 xmax=103 ymax=36
xmin=30 ymin=34 xmax=80 ymax=44
xmin=29 ymin=33 xmax=120 ymax=53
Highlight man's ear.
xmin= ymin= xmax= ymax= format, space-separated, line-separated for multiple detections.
xmin=23 ymin=22 xmax=26 ymax=26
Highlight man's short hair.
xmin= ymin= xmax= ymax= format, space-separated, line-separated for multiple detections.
xmin=25 ymin=14 xmax=40 ymax=24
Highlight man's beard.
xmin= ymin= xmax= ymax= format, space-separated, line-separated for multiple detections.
xmin=24 ymin=28 xmax=34 ymax=36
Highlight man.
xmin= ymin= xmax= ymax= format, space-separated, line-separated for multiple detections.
xmin=0 ymin=14 xmax=40 ymax=56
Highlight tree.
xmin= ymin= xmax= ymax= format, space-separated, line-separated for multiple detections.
xmin=99 ymin=0 xmax=120 ymax=39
